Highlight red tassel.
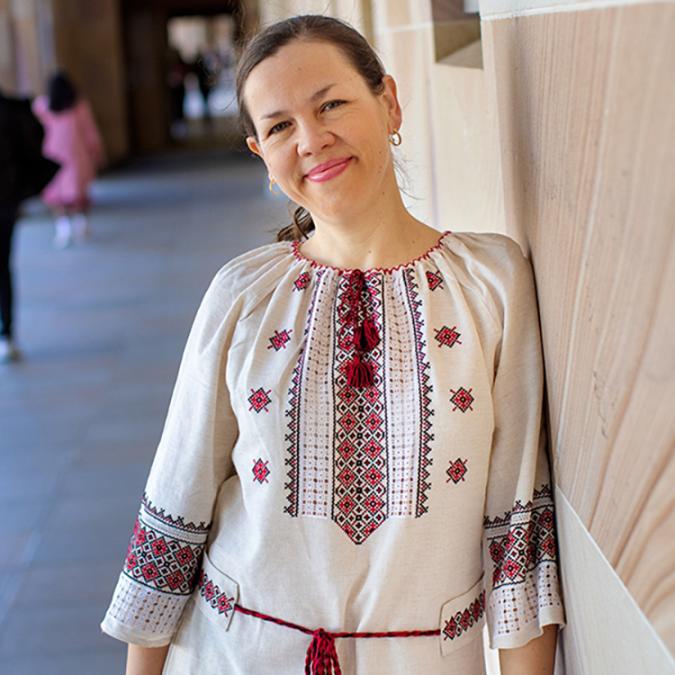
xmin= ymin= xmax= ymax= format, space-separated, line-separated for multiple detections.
xmin=346 ymin=353 xmax=374 ymax=388
xmin=360 ymin=318 xmax=380 ymax=351
xmin=352 ymin=320 xmax=380 ymax=353
xmin=304 ymin=628 xmax=342 ymax=675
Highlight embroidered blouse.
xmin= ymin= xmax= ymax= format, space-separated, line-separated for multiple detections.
xmin=100 ymin=229 xmax=566 ymax=674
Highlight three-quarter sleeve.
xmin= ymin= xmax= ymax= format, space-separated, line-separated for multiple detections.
xmin=100 ymin=266 xmax=240 ymax=647
xmin=480 ymin=235 xmax=566 ymax=649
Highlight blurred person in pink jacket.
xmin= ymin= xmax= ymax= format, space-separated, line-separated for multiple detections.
xmin=32 ymin=71 xmax=105 ymax=249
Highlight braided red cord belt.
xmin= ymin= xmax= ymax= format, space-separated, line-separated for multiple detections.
xmin=234 ymin=603 xmax=440 ymax=675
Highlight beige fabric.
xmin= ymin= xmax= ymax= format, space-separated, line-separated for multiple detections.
xmin=100 ymin=230 xmax=566 ymax=674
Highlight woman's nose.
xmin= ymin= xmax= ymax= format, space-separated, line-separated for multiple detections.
xmin=296 ymin=120 xmax=334 ymax=156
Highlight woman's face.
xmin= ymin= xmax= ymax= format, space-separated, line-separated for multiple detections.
xmin=243 ymin=39 xmax=401 ymax=222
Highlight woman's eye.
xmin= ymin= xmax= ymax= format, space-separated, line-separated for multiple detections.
xmin=323 ymin=99 xmax=345 ymax=111
xmin=267 ymin=101 xmax=345 ymax=136
xmin=269 ymin=121 xmax=290 ymax=135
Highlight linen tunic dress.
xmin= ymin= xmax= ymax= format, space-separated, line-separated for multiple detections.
xmin=100 ymin=229 xmax=566 ymax=674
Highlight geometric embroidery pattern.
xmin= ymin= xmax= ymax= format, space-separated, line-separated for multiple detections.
xmin=284 ymin=270 xmax=326 ymax=517
xmin=198 ymin=569 xmax=236 ymax=619
xmin=446 ymin=458 xmax=469 ymax=484
xmin=293 ymin=271 xmax=311 ymax=291
xmin=434 ymin=324 xmax=462 ymax=349
xmin=248 ymin=387 xmax=272 ymax=413
xmin=283 ymin=266 xmax=436 ymax=545
xmin=267 ymin=328 xmax=293 ymax=351
xmin=442 ymin=589 xmax=486 ymax=642
xmin=122 ymin=495 xmax=209 ymax=597
xmin=449 ymin=386 xmax=475 ymax=412
xmin=332 ymin=273 xmax=387 ymax=544
xmin=252 ymin=458 xmax=270 ymax=484
xmin=426 ymin=269 xmax=444 ymax=291
xmin=402 ymin=267 xmax=435 ymax=517
xmin=484 ymin=483 xmax=559 ymax=589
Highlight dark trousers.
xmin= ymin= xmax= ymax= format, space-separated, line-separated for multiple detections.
xmin=0 ymin=207 xmax=17 ymax=339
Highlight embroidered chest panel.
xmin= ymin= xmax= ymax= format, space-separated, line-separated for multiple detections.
xmin=284 ymin=268 xmax=439 ymax=545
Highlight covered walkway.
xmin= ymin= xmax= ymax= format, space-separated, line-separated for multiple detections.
xmin=0 ymin=150 xmax=284 ymax=673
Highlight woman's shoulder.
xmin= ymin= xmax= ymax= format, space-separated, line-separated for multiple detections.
xmin=440 ymin=230 xmax=537 ymax=327
xmin=443 ymin=229 xmax=532 ymax=286
xmin=204 ymin=238 xmax=293 ymax=301
xmin=444 ymin=230 xmax=527 ymax=266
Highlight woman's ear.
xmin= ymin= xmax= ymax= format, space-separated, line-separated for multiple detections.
xmin=381 ymin=74 xmax=402 ymax=131
xmin=246 ymin=136 xmax=263 ymax=159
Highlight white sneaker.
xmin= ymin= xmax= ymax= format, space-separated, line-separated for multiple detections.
xmin=53 ymin=217 xmax=73 ymax=249
xmin=0 ymin=337 xmax=21 ymax=363
xmin=72 ymin=213 xmax=91 ymax=242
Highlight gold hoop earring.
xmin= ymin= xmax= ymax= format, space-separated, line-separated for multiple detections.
xmin=389 ymin=130 xmax=402 ymax=146
xmin=268 ymin=176 xmax=280 ymax=194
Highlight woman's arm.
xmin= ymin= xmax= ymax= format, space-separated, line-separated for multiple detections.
xmin=125 ymin=643 xmax=170 ymax=675
xmin=499 ymin=624 xmax=558 ymax=675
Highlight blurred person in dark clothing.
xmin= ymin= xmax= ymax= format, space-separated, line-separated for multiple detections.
xmin=193 ymin=49 xmax=220 ymax=123
xmin=0 ymin=88 xmax=60 ymax=363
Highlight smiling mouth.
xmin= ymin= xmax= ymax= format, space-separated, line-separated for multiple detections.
xmin=305 ymin=157 xmax=354 ymax=182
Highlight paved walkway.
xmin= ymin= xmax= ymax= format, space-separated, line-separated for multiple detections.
xmin=0 ymin=149 xmax=286 ymax=674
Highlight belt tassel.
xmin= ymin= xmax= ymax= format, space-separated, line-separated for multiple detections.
xmin=304 ymin=628 xmax=342 ymax=675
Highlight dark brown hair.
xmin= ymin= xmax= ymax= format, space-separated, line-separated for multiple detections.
xmin=236 ymin=14 xmax=401 ymax=242
xmin=48 ymin=71 xmax=79 ymax=113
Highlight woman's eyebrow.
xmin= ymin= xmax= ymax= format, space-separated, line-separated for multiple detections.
xmin=260 ymin=83 xmax=337 ymax=120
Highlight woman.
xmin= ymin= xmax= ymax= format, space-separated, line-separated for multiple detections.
xmin=32 ymin=71 xmax=105 ymax=249
xmin=101 ymin=15 xmax=566 ymax=675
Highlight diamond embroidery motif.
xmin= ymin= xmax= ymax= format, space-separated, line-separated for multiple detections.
xmin=434 ymin=325 xmax=462 ymax=349
xmin=248 ymin=387 xmax=272 ymax=413
xmin=426 ymin=270 xmax=444 ymax=291
xmin=449 ymin=386 xmax=474 ymax=412
xmin=198 ymin=571 xmax=235 ymax=618
xmin=446 ymin=458 xmax=468 ymax=484
xmin=283 ymin=266 xmax=435 ymax=545
xmin=252 ymin=458 xmax=270 ymax=484
xmin=293 ymin=271 xmax=311 ymax=291
xmin=442 ymin=590 xmax=486 ymax=642
xmin=267 ymin=328 xmax=292 ymax=351
xmin=484 ymin=484 xmax=559 ymax=590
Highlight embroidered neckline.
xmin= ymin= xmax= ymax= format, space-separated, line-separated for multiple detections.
xmin=289 ymin=229 xmax=453 ymax=275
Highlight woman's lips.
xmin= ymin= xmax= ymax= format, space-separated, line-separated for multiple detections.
xmin=305 ymin=157 xmax=353 ymax=183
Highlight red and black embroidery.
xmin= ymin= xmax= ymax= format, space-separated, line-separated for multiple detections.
xmin=284 ymin=267 xmax=435 ymax=545
xmin=426 ymin=269 xmax=444 ymax=291
xmin=198 ymin=570 xmax=236 ymax=619
xmin=267 ymin=328 xmax=293 ymax=351
xmin=449 ymin=386 xmax=475 ymax=412
xmin=252 ymin=458 xmax=270 ymax=483
xmin=123 ymin=498 xmax=209 ymax=597
xmin=403 ymin=267 xmax=435 ymax=517
xmin=284 ymin=269 xmax=326 ymax=517
xmin=446 ymin=458 xmax=468 ymax=484
xmin=484 ymin=483 xmax=558 ymax=589
xmin=332 ymin=272 xmax=386 ymax=543
xmin=293 ymin=271 xmax=311 ymax=291
xmin=442 ymin=589 xmax=486 ymax=642
xmin=248 ymin=387 xmax=272 ymax=413
xmin=434 ymin=325 xmax=462 ymax=349
xmin=443 ymin=590 xmax=485 ymax=640
xmin=141 ymin=492 xmax=209 ymax=532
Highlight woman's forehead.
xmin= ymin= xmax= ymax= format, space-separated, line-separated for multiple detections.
xmin=244 ymin=42 xmax=360 ymax=113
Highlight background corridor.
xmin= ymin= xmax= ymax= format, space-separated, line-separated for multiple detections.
xmin=0 ymin=150 xmax=285 ymax=674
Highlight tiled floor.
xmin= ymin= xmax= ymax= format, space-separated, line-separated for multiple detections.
xmin=0 ymin=148 xmax=286 ymax=674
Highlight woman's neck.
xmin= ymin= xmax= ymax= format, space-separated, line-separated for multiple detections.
xmin=298 ymin=214 xmax=441 ymax=271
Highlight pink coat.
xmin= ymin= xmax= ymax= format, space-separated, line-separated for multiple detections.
xmin=32 ymin=95 xmax=105 ymax=209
